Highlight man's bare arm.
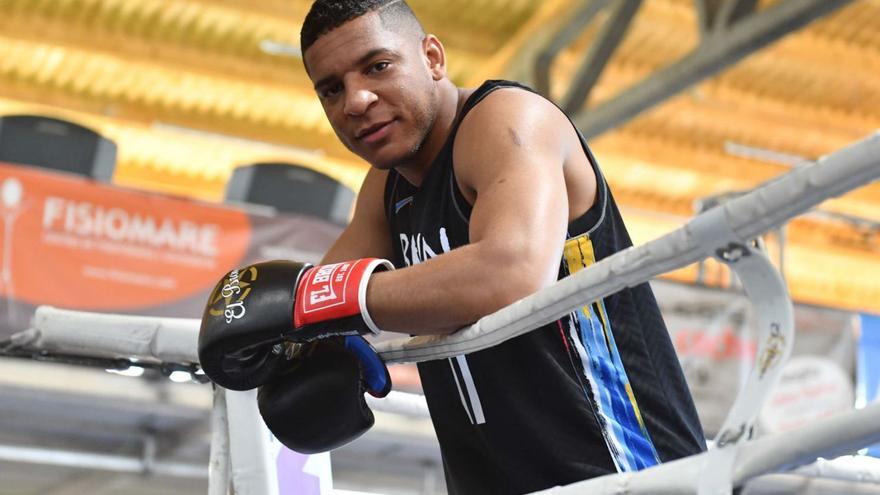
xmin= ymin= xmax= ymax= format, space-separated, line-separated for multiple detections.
xmin=365 ymin=89 xmax=575 ymax=335
xmin=321 ymin=167 xmax=394 ymax=264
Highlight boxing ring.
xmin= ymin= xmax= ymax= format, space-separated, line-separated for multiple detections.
xmin=3 ymin=132 xmax=880 ymax=494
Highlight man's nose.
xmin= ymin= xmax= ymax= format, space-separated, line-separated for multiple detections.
xmin=344 ymin=87 xmax=378 ymax=117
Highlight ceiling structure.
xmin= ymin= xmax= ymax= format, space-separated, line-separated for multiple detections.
xmin=0 ymin=0 xmax=877 ymax=310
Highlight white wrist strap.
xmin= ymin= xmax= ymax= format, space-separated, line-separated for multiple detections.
xmin=358 ymin=259 xmax=395 ymax=335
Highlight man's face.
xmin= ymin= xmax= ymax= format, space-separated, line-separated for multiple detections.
xmin=304 ymin=12 xmax=440 ymax=169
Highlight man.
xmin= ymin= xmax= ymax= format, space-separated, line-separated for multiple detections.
xmin=205 ymin=0 xmax=706 ymax=492
xmin=295 ymin=0 xmax=706 ymax=492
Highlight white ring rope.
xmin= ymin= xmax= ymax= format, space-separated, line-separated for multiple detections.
xmin=374 ymin=132 xmax=880 ymax=363
xmin=534 ymin=402 xmax=880 ymax=494
xmin=366 ymin=390 xmax=431 ymax=418
xmin=15 ymin=133 xmax=878 ymax=369
xmin=19 ymin=307 xmax=200 ymax=364
xmin=793 ymin=456 xmax=880 ymax=484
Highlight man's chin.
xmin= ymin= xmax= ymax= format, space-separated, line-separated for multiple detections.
xmin=360 ymin=147 xmax=416 ymax=171
xmin=363 ymin=159 xmax=396 ymax=171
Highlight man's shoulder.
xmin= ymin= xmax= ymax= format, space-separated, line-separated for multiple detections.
xmin=450 ymin=81 xmax=577 ymax=201
xmin=464 ymin=82 xmax=561 ymax=121
xmin=453 ymin=82 xmax=574 ymax=158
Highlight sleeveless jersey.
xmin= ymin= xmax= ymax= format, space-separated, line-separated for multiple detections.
xmin=383 ymin=80 xmax=705 ymax=494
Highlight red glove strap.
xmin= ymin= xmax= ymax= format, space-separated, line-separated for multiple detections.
xmin=293 ymin=258 xmax=388 ymax=330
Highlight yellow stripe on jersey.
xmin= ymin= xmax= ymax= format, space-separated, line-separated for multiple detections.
xmin=626 ymin=383 xmax=648 ymax=430
xmin=563 ymin=234 xmax=595 ymax=272
xmin=564 ymin=234 xmax=611 ymax=343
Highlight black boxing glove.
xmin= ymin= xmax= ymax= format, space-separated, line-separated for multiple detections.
xmin=257 ymin=336 xmax=391 ymax=454
xmin=198 ymin=259 xmax=392 ymax=391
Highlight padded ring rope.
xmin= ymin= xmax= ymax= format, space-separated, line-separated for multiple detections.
xmin=373 ymin=133 xmax=880 ymax=364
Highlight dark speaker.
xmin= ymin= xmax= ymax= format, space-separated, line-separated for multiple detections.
xmin=0 ymin=115 xmax=117 ymax=181
xmin=225 ymin=163 xmax=355 ymax=225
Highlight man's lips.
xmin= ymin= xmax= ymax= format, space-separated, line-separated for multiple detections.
xmin=356 ymin=120 xmax=394 ymax=144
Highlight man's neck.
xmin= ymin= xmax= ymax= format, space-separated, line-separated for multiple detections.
xmin=394 ymin=82 xmax=470 ymax=187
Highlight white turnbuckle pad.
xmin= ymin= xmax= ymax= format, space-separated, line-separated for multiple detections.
xmin=689 ymin=207 xmax=794 ymax=495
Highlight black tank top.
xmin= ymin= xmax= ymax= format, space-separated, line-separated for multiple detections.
xmin=384 ymin=80 xmax=705 ymax=494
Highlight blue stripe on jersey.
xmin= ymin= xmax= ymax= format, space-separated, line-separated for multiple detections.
xmin=572 ymin=304 xmax=659 ymax=471
xmin=597 ymin=298 xmax=661 ymax=468
xmin=563 ymin=233 xmax=659 ymax=472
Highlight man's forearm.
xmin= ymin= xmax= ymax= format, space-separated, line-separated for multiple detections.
xmin=364 ymin=242 xmax=554 ymax=336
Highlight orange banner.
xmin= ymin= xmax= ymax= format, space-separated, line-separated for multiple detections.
xmin=0 ymin=162 xmax=251 ymax=311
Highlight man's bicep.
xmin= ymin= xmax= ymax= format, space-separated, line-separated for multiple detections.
xmin=321 ymin=168 xmax=394 ymax=264
xmin=466 ymin=150 xmax=568 ymax=284
xmin=456 ymin=92 xmax=570 ymax=289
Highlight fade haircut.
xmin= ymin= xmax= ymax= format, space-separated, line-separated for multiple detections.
xmin=300 ymin=0 xmax=426 ymax=55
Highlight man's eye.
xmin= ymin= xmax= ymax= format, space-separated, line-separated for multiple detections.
xmin=321 ymin=83 xmax=343 ymax=98
xmin=370 ymin=61 xmax=390 ymax=73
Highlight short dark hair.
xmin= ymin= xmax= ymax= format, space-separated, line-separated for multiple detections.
xmin=300 ymin=0 xmax=425 ymax=54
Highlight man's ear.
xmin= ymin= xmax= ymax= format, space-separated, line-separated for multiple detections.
xmin=423 ymin=34 xmax=446 ymax=81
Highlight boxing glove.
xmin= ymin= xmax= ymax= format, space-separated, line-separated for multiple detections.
xmin=257 ymin=335 xmax=391 ymax=454
xmin=198 ymin=259 xmax=392 ymax=390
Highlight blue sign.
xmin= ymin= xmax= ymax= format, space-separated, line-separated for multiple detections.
xmin=857 ymin=313 xmax=880 ymax=457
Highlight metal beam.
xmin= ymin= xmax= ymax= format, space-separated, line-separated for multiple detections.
xmin=466 ymin=0 xmax=585 ymax=88
xmin=695 ymin=0 xmax=724 ymax=39
xmin=714 ymin=0 xmax=758 ymax=31
xmin=560 ymin=0 xmax=642 ymax=114
xmin=695 ymin=0 xmax=757 ymax=39
xmin=533 ymin=0 xmax=610 ymax=97
xmin=573 ymin=0 xmax=853 ymax=138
